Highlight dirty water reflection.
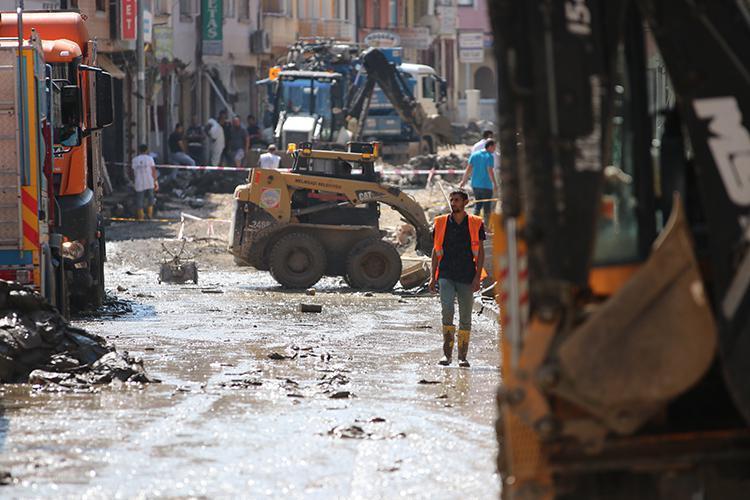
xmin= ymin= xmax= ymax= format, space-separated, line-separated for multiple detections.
xmin=0 ymin=262 xmax=500 ymax=498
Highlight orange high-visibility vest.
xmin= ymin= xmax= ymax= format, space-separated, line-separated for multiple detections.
xmin=433 ymin=213 xmax=486 ymax=280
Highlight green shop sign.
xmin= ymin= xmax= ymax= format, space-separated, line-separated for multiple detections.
xmin=202 ymin=0 xmax=223 ymax=56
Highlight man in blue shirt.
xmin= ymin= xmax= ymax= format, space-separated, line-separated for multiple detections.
xmin=460 ymin=140 xmax=498 ymax=228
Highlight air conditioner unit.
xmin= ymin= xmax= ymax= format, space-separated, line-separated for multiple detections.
xmin=250 ymin=30 xmax=271 ymax=54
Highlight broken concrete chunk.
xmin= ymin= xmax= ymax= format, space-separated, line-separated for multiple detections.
xmin=299 ymin=304 xmax=322 ymax=313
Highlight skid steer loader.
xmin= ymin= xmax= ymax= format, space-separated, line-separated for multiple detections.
xmin=229 ymin=142 xmax=432 ymax=291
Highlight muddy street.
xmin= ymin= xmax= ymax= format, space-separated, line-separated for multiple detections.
xmin=0 ymin=207 xmax=501 ymax=498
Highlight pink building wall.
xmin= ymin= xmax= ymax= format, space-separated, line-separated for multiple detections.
xmin=458 ymin=0 xmax=491 ymax=32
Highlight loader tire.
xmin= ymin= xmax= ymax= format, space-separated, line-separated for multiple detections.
xmin=269 ymin=232 xmax=326 ymax=289
xmin=345 ymin=238 xmax=402 ymax=292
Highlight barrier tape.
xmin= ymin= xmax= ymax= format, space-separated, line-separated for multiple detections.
xmin=107 ymin=161 xmax=466 ymax=176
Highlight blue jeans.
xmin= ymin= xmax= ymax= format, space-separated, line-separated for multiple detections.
xmin=135 ymin=189 xmax=155 ymax=209
xmin=472 ymin=187 xmax=494 ymax=226
xmin=170 ymin=151 xmax=196 ymax=166
xmin=439 ymin=278 xmax=474 ymax=331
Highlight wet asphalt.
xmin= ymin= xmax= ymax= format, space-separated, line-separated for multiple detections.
xmin=0 ymin=234 xmax=501 ymax=499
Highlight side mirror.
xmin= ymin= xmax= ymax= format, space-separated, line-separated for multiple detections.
xmin=95 ymin=71 xmax=114 ymax=128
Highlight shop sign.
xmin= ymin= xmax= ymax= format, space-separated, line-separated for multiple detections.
xmin=364 ymin=31 xmax=401 ymax=48
xmin=154 ymin=25 xmax=173 ymax=61
xmin=121 ymin=0 xmax=136 ymax=41
xmin=397 ymin=27 xmax=433 ymax=50
xmin=201 ymin=0 xmax=223 ymax=56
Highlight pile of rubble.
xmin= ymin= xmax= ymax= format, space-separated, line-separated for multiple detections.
xmin=0 ymin=281 xmax=153 ymax=388
xmin=453 ymin=119 xmax=496 ymax=145
xmin=384 ymin=150 xmax=469 ymax=186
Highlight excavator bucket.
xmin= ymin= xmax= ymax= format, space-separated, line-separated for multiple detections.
xmin=551 ymin=196 xmax=718 ymax=435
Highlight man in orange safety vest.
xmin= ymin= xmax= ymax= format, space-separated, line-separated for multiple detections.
xmin=429 ymin=190 xmax=486 ymax=367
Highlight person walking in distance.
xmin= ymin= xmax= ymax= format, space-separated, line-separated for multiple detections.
xmin=258 ymin=144 xmax=281 ymax=169
xmin=228 ymin=116 xmax=249 ymax=167
xmin=460 ymin=139 xmax=498 ymax=228
xmin=206 ymin=117 xmax=225 ymax=166
xmin=471 ymin=129 xmax=494 ymax=154
xmin=429 ymin=190 xmax=486 ymax=367
xmin=129 ymin=144 xmax=158 ymax=220
xmin=168 ymin=123 xmax=196 ymax=167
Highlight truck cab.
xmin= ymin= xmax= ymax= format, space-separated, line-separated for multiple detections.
xmin=0 ymin=11 xmax=114 ymax=309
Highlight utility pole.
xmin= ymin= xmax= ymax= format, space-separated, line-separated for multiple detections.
xmin=136 ymin=0 xmax=146 ymax=146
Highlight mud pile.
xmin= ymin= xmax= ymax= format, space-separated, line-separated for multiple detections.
xmin=0 ymin=281 xmax=153 ymax=388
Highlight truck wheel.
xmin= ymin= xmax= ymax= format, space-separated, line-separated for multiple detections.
xmin=269 ymin=232 xmax=326 ymax=289
xmin=345 ymin=239 xmax=402 ymax=292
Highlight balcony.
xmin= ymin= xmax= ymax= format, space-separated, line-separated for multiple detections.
xmin=298 ymin=18 xmax=355 ymax=42
xmin=263 ymin=13 xmax=299 ymax=49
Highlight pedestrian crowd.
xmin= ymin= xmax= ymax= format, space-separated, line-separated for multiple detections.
xmin=166 ymin=110 xmax=279 ymax=169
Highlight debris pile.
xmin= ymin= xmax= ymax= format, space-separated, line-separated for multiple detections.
xmin=385 ymin=150 xmax=469 ymax=186
xmin=0 ymin=281 xmax=153 ymax=388
xmin=453 ymin=119 xmax=496 ymax=145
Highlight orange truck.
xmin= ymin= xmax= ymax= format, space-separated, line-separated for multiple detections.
xmin=0 ymin=11 xmax=113 ymax=310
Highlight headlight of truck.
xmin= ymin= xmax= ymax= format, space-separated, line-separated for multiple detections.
xmin=62 ymin=240 xmax=86 ymax=261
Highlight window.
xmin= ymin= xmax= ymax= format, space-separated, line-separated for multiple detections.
xmin=95 ymin=0 xmax=106 ymax=12
xmin=389 ymin=0 xmax=398 ymax=27
xmin=238 ymin=0 xmax=250 ymax=19
xmin=154 ymin=0 xmax=171 ymax=15
xmin=180 ymin=0 xmax=196 ymax=19
xmin=223 ymin=0 xmax=236 ymax=18
xmin=457 ymin=0 xmax=474 ymax=6
xmin=262 ymin=0 xmax=290 ymax=14
xmin=422 ymin=75 xmax=436 ymax=100
xmin=372 ymin=0 xmax=381 ymax=28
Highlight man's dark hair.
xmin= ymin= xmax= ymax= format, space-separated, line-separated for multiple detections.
xmin=449 ymin=190 xmax=469 ymax=201
xmin=483 ymin=130 xmax=494 ymax=139
xmin=247 ymin=114 xmax=256 ymax=120
xmin=485 ymin=139 xmax=496 ymax=149
xmin=218 ymin=110 xmax=228 ymax=118
xmin=138 ymin=144 xmax=148 ymax=153
xmin=175 ymin=123 xmax=182 ymax=129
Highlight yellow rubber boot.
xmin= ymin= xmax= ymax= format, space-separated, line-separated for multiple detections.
xmin=438 ymin=325 xmax=456 ymax=366
xmin=146 ymin=206 xmax=154 ymax=219
xmin=136 ymin=208 xmax=145 ymax=220
xmin=458 ymin=329 xmax=471 ymax=368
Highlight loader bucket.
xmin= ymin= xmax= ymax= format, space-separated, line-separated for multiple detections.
xmin=552 ymin=196 xmax=718 ymax=435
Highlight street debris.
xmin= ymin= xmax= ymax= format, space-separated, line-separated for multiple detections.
xmin=299 ymin=304 xmax=323 ymax=313
xmin=268 ymin=351 xmax=296 ymax=361
xmin=158 ymin=240 xmax=199 ymax=284
xmin=400 ymin=262 xmax=431 ymax=290
xmin=327 ymin=423 xmax=406 ymax=440
xmin=220 ymin=377 xmax=263 ymax=389
xmin=329 ymin=390 xmax=355 ymax=399
xmin=418 ymin=379 xmax=442 ymax=385
xmin=0 ymin=281 xmax=153 ymax=388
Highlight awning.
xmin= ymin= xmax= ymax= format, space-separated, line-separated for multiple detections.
xmin=96 ymin=54 xmax=126 ymax=79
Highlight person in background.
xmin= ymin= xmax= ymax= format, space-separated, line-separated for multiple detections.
xmin=218 ymin=110 xmax=231 ymax=165
xmin=168 ymin=123 xmax=196 ymax=168
xmin=228 ymin=116 xmax=249 ymax=168
xmin=460 ymin=139 xmax=498 ymax=228
xmin=429 ymin=190 xmax=486 ymax=368
xmin=471 ymin=130 xmax=494 ymax=154
xmin=246 ymin=115 xmax=262 ymax=147
xmin=186 ymin=115 xmax=206 ymax=164
xmin=258 ymin=144 xmax=281 ymax=169
xmin=206 ymin=117 xmax=224 ymax=166
xmin=129 ymin=144 xmax=158 ymax=220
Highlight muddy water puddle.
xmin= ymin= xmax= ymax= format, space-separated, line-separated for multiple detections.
xmin=0 ymin=261 xmax=500 ymax=498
